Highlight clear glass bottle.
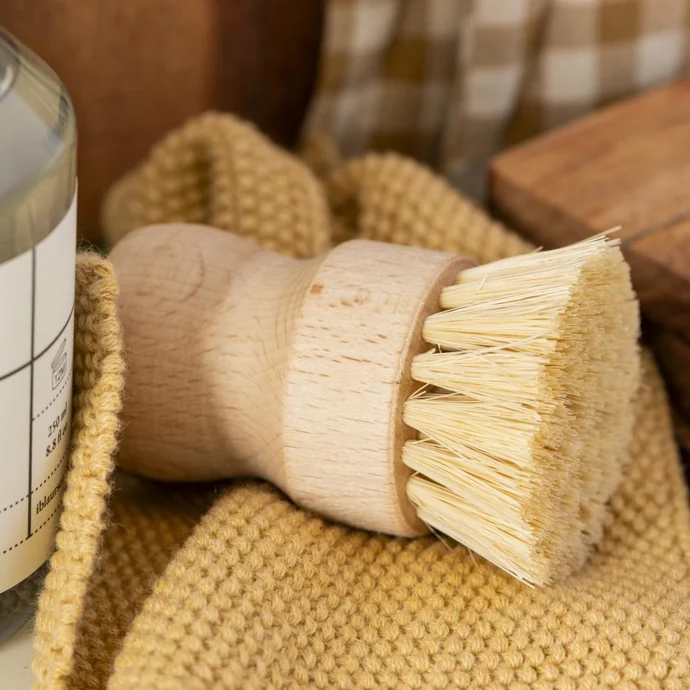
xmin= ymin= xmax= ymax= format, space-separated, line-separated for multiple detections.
xmin=0 ymin=29 xmax=77 ymax=641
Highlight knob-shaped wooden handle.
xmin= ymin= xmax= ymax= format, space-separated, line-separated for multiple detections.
xmin=110 ymin=224 xmax=472 ymax=536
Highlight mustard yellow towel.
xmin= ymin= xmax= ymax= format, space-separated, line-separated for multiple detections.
xmin=35 ymin=114 xmax=690 ymax=689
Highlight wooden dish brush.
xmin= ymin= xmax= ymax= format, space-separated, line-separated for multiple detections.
xmin=110 ymin=223 xmax=639 ymax=585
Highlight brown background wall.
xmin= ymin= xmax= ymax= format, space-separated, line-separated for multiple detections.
xmin=2 ymin=0 xmax=323 ymax=242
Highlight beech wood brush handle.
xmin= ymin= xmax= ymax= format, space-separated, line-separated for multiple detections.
xmin=110 ymin=224 xmax=473 ymax=537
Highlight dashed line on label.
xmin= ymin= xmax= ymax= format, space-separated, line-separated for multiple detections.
xmin=0 ymin=495 xmax=28 ymax=514
xmin=32 ymin=366 xmax=73 ymax=421
xmin=36 ymin=447 xmax=69 ymax=491
xmin=1 ymin=501 xmax=62 ymax=555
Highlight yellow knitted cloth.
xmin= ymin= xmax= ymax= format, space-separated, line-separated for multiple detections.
xmin=35 ymin=114 xmax=690 ymax=689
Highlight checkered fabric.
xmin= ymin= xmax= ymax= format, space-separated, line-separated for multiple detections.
xmin=306 ymin=0 xmax=690 ymax=199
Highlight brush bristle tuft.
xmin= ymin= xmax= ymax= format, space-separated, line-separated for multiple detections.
xmin=403 ymin=236 xmax=640 ymax=585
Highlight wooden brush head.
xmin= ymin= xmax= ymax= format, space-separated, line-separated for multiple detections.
xmin=110 ymin=224 xmax=471 ymax=537
xmin=110 ymin=223 xmax=640 ymax=584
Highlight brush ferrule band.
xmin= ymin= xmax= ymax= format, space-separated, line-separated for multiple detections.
xmin=282 ymin=239 xmax=472 ymax=537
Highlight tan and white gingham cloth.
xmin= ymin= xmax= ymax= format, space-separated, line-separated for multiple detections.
xmin=305 ymin=0 xmax=690 ymax=199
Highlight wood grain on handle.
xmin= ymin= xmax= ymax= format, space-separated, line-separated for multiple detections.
xmin=110 ymin=224 xmax=472 ymax=536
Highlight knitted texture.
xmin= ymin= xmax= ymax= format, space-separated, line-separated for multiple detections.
xmin=36 ymin=113 xmax=690 ymax=689
xmin=33 ymin=254 xmax=125 ymax=688
xmin=102 ymin=114 xmax=331 ymax=259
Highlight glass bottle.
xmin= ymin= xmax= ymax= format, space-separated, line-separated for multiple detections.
xmin=0 ymin=28 xmax=77 ymax=641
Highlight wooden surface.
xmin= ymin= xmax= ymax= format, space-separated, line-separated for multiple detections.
xmin=3 ymin=0 xmax=323 ymax=242
xmin=490 ymin=77 xmax=690 ymax=457
xmin=491 ymin=77 xmax=690 ymax=337
xmin=109 ymin=224 xmax=470 ymax=537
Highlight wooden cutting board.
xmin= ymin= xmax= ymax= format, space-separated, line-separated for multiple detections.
xmin=491 ymin=78 xmax=690 ymax=456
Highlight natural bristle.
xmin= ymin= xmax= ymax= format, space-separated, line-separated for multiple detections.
xmin=403 ymin=236 xmax=640 ymax=585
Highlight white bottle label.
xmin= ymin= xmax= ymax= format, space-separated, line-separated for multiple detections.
xmin=0 ymin=192 xmax=76 ymax=593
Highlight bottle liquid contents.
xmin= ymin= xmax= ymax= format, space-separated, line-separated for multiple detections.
xmin=0 ymin=29 xmax=77 ymax=641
